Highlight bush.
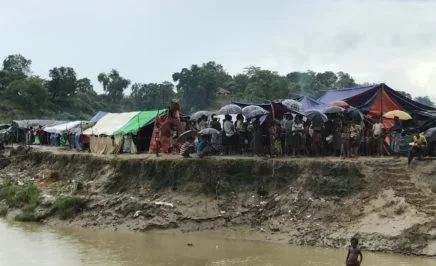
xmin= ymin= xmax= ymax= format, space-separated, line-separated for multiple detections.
xmin=0 ymin=206 xmax=7 ymax=217
xmin=52 ymin=196 xmax=86 ymax=220
xmin=0 ymin=182 xmax=40 ymax=211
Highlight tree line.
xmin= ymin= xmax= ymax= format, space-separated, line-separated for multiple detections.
xmin=0 ymin=54 xmax=433 ymax=120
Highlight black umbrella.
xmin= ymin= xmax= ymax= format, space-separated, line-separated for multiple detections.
xmin=424 ymin=127 xmax=436 ymax=142
xmin=219 ymin=104 xmax=242 ymax=115
xmin=324 ymin=106 xmax=345 ymax=114
xmin=242 ymin=105 xmax=266 ymax=118
xmin=245 ymin=109 xmax=269 ymax=119
xmin=345 ymin=107 xmax=364 ymax=122
xmin=199 ymin=128 xmax=220 ymax=135
xmin=305 ymin=109 xmax=328 ymax=122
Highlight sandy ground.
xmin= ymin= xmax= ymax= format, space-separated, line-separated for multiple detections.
xmin=2 ymin=145 xmax=436 ymax=256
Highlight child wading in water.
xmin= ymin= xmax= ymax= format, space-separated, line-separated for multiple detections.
xmin=346 ymin=237 xmax=363 ymax=266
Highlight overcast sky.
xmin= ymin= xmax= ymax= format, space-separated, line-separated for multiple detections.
xmin=1 ymin=0 xmax=436 ymax=100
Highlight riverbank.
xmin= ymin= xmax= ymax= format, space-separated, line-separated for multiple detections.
xmin=1 ymin=146 xmax=436 ymax=256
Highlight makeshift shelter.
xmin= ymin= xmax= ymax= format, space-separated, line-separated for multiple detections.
xmin=84 ymin=110 xmax=165 ymax=154
xmin=10 ymin=120 xmax=67 ymax=143
xmin=318 ymin=83 xmax=436 ymax=127
xmin=296 ymin=96 xmax=327 ymax=111
xmin=90 ymin=111 xmax=108 ymax=123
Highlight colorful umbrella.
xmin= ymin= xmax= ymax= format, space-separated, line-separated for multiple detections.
xmin=329 ymin=100 xmax=350 ymax=108
xmin=242 ymin=105 xmax=266 ymax=118
xmin=305 ymin=109 xmax=328 ymax=122
xmin=324 ymin=106 xmax=345 ymax=114
xmin=383 ymin=110 xmax=412 ymax=120
xmin=190 ymin=111 xmax=212 ymax=120
xmin=219 ymin=104 xmax=242 ymax=115
xmin=282 ymin=99 xmax=304 ymax=113
xmin=199 ymin=128 xmax=220 ymax=135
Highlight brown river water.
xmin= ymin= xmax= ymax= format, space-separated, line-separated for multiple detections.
xmin=0 ymin=220 xmax=435 ymax=266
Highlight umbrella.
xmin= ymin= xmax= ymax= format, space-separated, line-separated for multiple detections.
xmin=305 ymin=109 xmax=328 ymax=122
xmin=219 ymin=104 xmax=242 ymax=115
xmin=324 ymin=106 xmax=345 ymax=114
xmin=282 ymin=99 xmax=304 ymax=113
xmin=424 ymin=127 xmax=436 ymax=142
xmin=199 ymin=128 xmax=220 ymax=135
xmin=345 ymin=107 xmax=364 ymax=122
xmin=242 ymin=105 xmax=266 ymax=118
xmin=177 ymin=130 xmax=197 ymax=144
xmin=383 ymin=110 xmax=412 ymax=120
xmin=245 ymin=108 xmax=269 ymax=119
xmin=329 ymin=100 xmax=350 ymax=108
xmin=190 ymin=111 xmax=212 ymax=120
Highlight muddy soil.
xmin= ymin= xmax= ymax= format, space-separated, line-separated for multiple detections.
xmin=1 ymin=146 xmax=436 ymax=256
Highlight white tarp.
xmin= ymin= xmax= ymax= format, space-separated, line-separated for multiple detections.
xmin=44 ymin=121 xmax=81 ymax=134
xmin=83 ymin=112 xmax=139 ymax=136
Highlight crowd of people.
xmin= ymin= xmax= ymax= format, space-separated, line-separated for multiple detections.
xmin=174 ymin=112 xmax=426 ymax=161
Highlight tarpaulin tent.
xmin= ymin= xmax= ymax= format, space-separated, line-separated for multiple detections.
xmin=90 ymin=111 xmax=108 ymax=123
xmin=44 ymin=121 xmax=93 ymax=135
xmin=84 ymin=110 xmax=165 ymax=154
xmin=296 ymin=96 xmax=327 ymax=111
xmin=10 ymin=120 xmax=67 ymax=143
xmin=318 ymin=83 xmax=436 ymax=127
xmin=113 ymin=110 xmax=165 ymax=135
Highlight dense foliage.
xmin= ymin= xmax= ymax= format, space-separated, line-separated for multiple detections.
xmin=0 ymin=54 xmax=433 ymax=120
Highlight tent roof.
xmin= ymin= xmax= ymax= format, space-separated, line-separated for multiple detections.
xmin=44 ymin=121 xmax=94 ymax=134
xmin=296 ymin=96 xmax=327 ymax=110
xmin=12 ymin=120 xmax=67 ymax=129
xmin=83 ymin=112 xmax=139 ymax=136
xmin=113 ymin=109 xmax=166 ymax=135
xmin=317 ymin=84 xmax=378 ymax=104
xmin=90 ymin=111 xmax=108 ymax=123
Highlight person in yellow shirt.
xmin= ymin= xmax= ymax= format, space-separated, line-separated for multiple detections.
xmin=408 ymin=131 xmax=427 ymax=166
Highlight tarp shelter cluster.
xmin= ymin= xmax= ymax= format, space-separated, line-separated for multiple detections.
xmin=83 ymin=109 xmax=165 ymax=154
xmin=10 ymin=120 xmax=67 ymax=143
xmin=317 ymin=83 xmax=436 ymax=129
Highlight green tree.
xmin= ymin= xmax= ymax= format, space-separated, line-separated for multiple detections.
xmin=172 ymin=61 xmax=231 ymax=111
xmin=47 ymin=67 xmax=77 ymax=101
xmin=76 ymin=78 xmax=95 ymax=95
xmin=414 ymin=96 xmax=435 ymax=107
xmin=98 ymin=70 xmax=130 ymax=102
xmin=130 ymin=82 xmax=176 ymax=110
xmin=244 ymin=66 xmax=291 ymax=102
xmin=5 ymin=77 xmax=47 ymax=113
xmin=335 ymin=71 xmax=357 ymax=88
xmin=2 ymin=54 xmax=32 ymax=76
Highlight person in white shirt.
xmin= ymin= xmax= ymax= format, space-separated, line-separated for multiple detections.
xmin=223 ymin=115 xmax=235 ymax=155
xmin=372 ymin=118 xmax=385 ymax=156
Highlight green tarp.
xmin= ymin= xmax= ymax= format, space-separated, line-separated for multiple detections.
xmin=113 ymin=109 xmax=166 ymax=135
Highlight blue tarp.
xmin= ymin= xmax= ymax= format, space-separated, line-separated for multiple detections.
xmin=296 ymin=96 xmax=327 ymax=110
xmin=90 ymin=111 xmax=108 ymax=123
xmin=317 ymin=85 xmax=378 ymax=104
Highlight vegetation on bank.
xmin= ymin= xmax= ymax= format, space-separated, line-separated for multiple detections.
xmin=52 ymin=196 xmax=86 ymax=220
xmin=1 ymin=54 xmax=434 ymax=121
xmin=0 ymin=181 xmax=40 ymax=221
xmin=0 ymin=180 xmax=86 ymax=221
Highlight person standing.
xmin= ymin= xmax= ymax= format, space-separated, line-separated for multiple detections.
xmin=340 ymin=124 xmax=351 ymax=158
xmin=252 ymin=118 xmax=262 ymax=156
xmin=390 ymin=116 xmax=402 ymax=157
xmin=291 ymin=115 xmax=304 ymax=156
xmin=235 ymin=114 xmax=246 ymax=154
xmin=345 ymin=237 xmax=363 ymax=266
xmin=408 ymin=131 xmax=427 ymax=166
xmin=372 ymin=118 xmax=384 ymax=157
xmin=283 ymin=114 xmax=294 ymax=156
xmin=350 ymin=121 xmax=362 ymax=158
xmin=210 ymin=114 xmax=222 ymax=131
xmin=223 ymin=115 xmax=235 ymax=155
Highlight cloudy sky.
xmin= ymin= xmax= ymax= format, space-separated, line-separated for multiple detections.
xmin=1 ymin=0 xmax=436 ymax=100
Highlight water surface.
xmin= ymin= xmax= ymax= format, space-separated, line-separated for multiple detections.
xmin=0 ymin=220 xmax=434 ymax=266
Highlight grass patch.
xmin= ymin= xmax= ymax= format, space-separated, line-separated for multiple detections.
xmin=52 ymin=196 xmax=86 ymax=220
xmin=0 ymin=182 xmax=41 ymax=212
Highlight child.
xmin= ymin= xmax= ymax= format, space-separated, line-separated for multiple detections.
xmin=180 ymin=136 xmax=195 ymax=158
xmin=197 ymin=134 xmax=211 ymax=158
xmin=346 ymin=237 xmax=363 ymax=266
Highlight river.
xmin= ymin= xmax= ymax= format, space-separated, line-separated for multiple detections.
xmin=0 ymin=220 xmax=435 ymax=266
